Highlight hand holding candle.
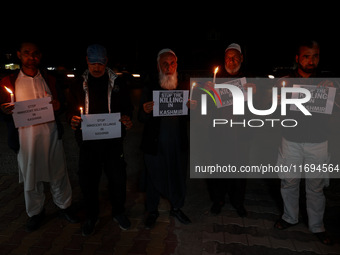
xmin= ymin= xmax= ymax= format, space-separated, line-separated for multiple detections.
xmin=71 ymin=115 xmax=82 ymax=130
xmin=0 ymin=103 xmax=14 ymax=115
xmin=1 ymin=86 xmax=15 ymax=115
xmin=70 ymin=107 xmax=83 ymax=130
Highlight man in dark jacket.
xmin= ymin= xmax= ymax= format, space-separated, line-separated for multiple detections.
xmin=138 ymin=49 xmax=191 ymax=229
xmin=204 ymin=43 xmax=256 ymax=217
xmin=68 ymin=44 xmax=133 ymax=236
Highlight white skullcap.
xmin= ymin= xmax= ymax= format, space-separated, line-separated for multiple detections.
xmin=225 ymin=43 xmax=242 ymax=53
xmin=157 ymin=48 xmax=177 ymax=62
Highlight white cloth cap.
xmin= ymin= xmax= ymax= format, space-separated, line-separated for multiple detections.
xmin=157 ymin=48 xmax=177 ymax=62
xmin=225 ymin=43 xmax=242 ymax=53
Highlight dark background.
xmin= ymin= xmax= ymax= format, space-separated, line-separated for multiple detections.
xmin=1 ymin=4 xmax=339 ymax=77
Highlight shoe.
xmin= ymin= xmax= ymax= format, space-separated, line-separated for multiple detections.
xmin=210 ymin=202 xmax=225 ymax=215
xmin=26 ymin=209 xmax=45 ymax=232
xmin=82 ymin=218 xmax=98 ymax=236
xmin=274 ymin=218 xmax=298 ymax=230
xmin=235 ymin=205 xmax=248 ymax=218
xmin=170 ymin=208 xmax=191 ymax=225
xmin=314 ymin=231 xmax=334 ymax=246
xmin=145 ymin=211 xmax=159 ymax=229
xmin=59 ymin=206 xmax=80 ymax=223
xmin=113 ymin=214 xmax=131 ymax=230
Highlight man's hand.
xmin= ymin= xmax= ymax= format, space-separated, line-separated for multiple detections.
xmin=120 ymin=115 xmax=133 ymax=130
xmin=204 ymin=81 xmax=214 ymax=91
xmin=318 ymin=80 xmax=334 ymax=88
xmin=143 ymin=101 xmax=154 ymax=114
xmin=244 ymin=83 xmax=257 ymax=94
xmin=70 ymin=116 xmax=82 ymax=130
xmin=0 ymin=103 xmax=14 ymax=115
xmin=186 ymin=99 xmax=197 ymax=110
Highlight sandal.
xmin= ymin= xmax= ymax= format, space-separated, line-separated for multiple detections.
xmin=274 ymin=218 xmax=298 ymax=230
xmin=314 ymin=232 xmax=334 ymax=246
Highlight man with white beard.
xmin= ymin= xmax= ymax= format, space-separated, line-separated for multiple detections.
xmin=138 ymin=49 xmax=191 ymax=229
xmin=157 ymin=49 xmax=178 ymax=90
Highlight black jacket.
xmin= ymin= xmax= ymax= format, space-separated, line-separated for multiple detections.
xmin=67 ymin=69 xmax=133 ymax=145
xmin=138 ymin=74 xmax=189 ymax=155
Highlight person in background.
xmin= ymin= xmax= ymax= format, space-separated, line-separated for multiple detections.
xmin=68 ymin=44 xmax=133 ymax=236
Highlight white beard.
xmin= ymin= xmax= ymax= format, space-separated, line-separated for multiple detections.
xmin=159 ymin=71 xmax=178 ymax=90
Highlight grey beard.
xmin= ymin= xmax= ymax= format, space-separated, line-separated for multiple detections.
xmin=159 ymin=71 xmax=178 ymax=90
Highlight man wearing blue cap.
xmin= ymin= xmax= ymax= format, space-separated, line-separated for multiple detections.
xmin=68 ymin=44 xmax=133 ymax=236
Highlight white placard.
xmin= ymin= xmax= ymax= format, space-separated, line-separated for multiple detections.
xmin=81 ymin=113 xmax=121 ymax=140
xmin=12 ymin=97 xmax=55 ymax=128
xmin=215 ymin=77 xmax=247 ymax=108
xmin=290 ymin=85 xmax=336 ymax=115
xmin=153 ymin=90 xmax=189 ymax=117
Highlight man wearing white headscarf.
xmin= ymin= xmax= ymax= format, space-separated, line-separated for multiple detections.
xmin=138 ymin=49 xmax=191 ymax=229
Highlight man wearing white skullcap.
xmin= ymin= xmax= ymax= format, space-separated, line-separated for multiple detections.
xmin=138 ymin=48 xmax=191 ymax=229
xmin=224 ymin=43 xmax=244 ymax=76
xmin=206 ymin=43 xmax=257 ymax=219
xmin=157 ymin=48 xmax=177 ymax=62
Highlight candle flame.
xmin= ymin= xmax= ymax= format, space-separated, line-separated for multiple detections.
xmin=214 ymin=67 xmax=219 ymax=74
xmin=79 ymin=107 xmax=83 ymax=111
xmin=192 ymin=82 xmax=196 ymax=87
xmin=4 ymin=86 xmax=13 ymax=94
xmin=282 ymin=81 xmax=286 ymax=87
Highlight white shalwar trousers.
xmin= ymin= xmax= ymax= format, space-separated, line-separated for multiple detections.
xmin=24 ymin=174 xmax=72 ymax=217
xmin=277 ymin=138 xmax=329 ymax=233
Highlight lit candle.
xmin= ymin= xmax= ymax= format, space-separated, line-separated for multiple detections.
xmin=80 ymin=107 xmax=83 ymax=115
xmin=4 ymin=86 xmax=14 ymax=104
xmin=213 ymin=66 xmax=219 ymax=84
xmin=282 ymin=81 xmax=286 ymax=87
xmin=190 ymin=82 xmax=196 ymax=101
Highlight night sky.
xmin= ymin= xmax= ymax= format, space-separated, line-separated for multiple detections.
xmin=1 ymin=4 xmax=339 ymax=77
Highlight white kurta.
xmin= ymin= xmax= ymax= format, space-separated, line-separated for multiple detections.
xmin=15 ymin=70 xmax=67 ymax=191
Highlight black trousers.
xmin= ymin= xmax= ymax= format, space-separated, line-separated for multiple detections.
xmin=206 ymin=178 xmax=247 ymax=208
xmin=144 ymin=152 xmax=187 ymax=212
xmin=78 ymin=139 xmax=126 ymax=220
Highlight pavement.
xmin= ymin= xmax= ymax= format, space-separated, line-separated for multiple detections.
xmin=0 ymin=88 xmax=340 ymax=255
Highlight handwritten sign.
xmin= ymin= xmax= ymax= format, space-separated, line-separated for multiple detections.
xmin=12 ymin=97 xmax=54 ymax=128
xmin=215 ymin=77 xmax=247 ymax=108
xmin=153 ymin=90 xmax=189 ymax=117
xmin=81 ymin=113 xmax=121 ymax=140
xmin=290 ymin=85 xmax=336 ymax=114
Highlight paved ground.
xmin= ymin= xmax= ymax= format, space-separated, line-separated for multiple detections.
xmin=0 ymin=88 xmax=340 ymax=254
